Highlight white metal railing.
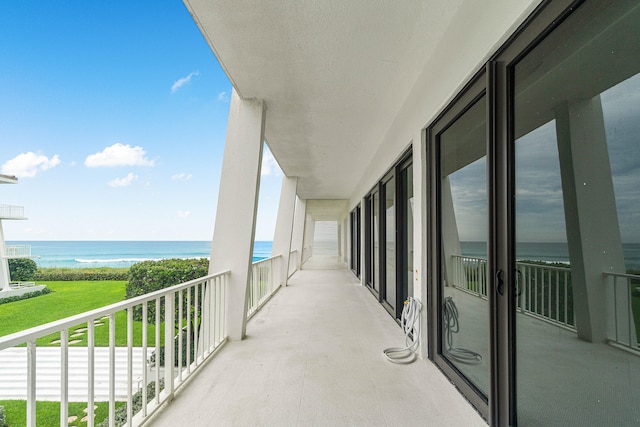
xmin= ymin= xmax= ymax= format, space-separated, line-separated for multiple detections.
xmin=4 ymin=245 xmax=32 ymax=258
xmin=301 ymin=246 xmax=313 ymax=264
xmin=604 ymin=271 xmax=640 ymax=351
xmin=0 ymin=204 xmax=25 ymax=219
xmin=516 ymin=261 xmax=574 ymax=330
xmin=247 ymin=255 xmax=282 ymax=318
xmin=450 ymin=255 xmax=575 ymax=331
xmin=0 ymin=270 xmax=229 ymax=427
xmin=288 ymin=250 xmax=298 ymax=278
xmin=451 ymin=255 xmax=487 ymax=298
xmin=9 ymin=281 xmax=37 ymax=288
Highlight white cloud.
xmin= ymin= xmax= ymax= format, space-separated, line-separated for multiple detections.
xmin=217 ymin=91 xmax=229 ymax=102
xmin=177 ymin=210 xmax=192 ymax=218
xmin=261 ymin=149 xmax=282 ymax=176
xmin=85 ymin=143 xmax=154 ymax=167
xmin=1 ymin=152 xmax=61 ymax=178
xmin=171 ymin=71 xmax=199 ymax=93
xmin=108 ymin=172 xmax=138 ymax=187
xmin=171 ymin=172 xmax=193 ymax=181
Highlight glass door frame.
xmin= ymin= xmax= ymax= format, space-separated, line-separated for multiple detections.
xmin=426 ymin=71 xmax=493 ymax=421
xmin=492 ymin=1 xmax=599 ymax=425
xmin=424 ymin=1 xmax=593 ymax=425
xmin=364 ymin=149 xmax=414 ymax=318
xmin=350 ymin=204 xmax=361 ymax=278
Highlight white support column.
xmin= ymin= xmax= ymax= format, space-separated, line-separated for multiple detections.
xmin=555 ymin=96 xmax=632 ymax=344
xmin=0 ymin=222 xmax=11 ymax=292
xmin=441 ymin=176 xmax=462 ymax=288
xmin=210 ymin=89 xmax=265 ymax=341
xmin=291 ymin=197 xmax=306 ymax=269
xmin=272 ymin=176 xmax=298 ymax=286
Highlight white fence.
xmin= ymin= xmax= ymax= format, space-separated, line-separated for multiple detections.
xmin=247 ymin=255 xmax=282 ymax=319
xmin=0 ymin=271 xmax=229 ymax=427
xmin=451 ymin=255 xmax=575 ymax=330
xmin=288 ymin=250 xmax=298 ymax=278
xmin=4 ymin=245 xmax=32 ymax=258
xmin=604 ymin=271 xmax=640 ymax=351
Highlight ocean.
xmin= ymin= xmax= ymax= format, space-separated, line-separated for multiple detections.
xmin=7 ymin=241 xmax=273 ymax=269
xmin=461 ymin=241 xmax=640 ymax=271
xmin=7 ymin=240 xmax=640 ymax=271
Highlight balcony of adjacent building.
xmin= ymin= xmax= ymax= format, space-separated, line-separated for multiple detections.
xmin=0 ymin=204 xmax=27 ymax=221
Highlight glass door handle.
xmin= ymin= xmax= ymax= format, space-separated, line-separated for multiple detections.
xmin=496 ymin=269 xmax=505 ymax=296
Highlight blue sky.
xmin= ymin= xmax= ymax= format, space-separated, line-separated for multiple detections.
xmin=0 ymin=1 xmax=282 ymax=241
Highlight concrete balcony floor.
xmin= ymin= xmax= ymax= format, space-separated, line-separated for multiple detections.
xmin=149 ymin=261 xmax=486 ymax=426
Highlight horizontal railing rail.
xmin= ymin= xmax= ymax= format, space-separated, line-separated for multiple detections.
xmin=0 ymin=270 xmax=229 ymax=427
xmin=4 ymin=244 xmax=32 ymax=258
xmin=247 ymin=255 xmax=282 ymax=319
xmin=0 ymin=204 xmax=25 ymax=218
xmin=450 ymin=255 xmax=575 ymax=330
xmin=604 ymin=271 xmax=640 ymax=352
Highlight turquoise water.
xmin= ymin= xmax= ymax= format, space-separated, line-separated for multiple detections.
xmin=7 ymin=241 xmax=273 ymax=269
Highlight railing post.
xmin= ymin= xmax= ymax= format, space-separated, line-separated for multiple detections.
xmin=165 ymin=294 xmax=175 ymax=399
xmin=27 ymin=340 xmax=36 ymax=427
xmin=88 ymin=322 xmax=95 ymax=427
xmin=127 ymin=308 xmax=134 ymax=426
xmin=60 ymin=329 xmax=69 ymax=427
xmin=108 ymin=314 xmax=116 ymax=427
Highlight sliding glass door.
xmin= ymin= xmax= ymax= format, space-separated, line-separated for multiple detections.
xmin=428 ymin=76 xmax=490 ymax=416
xmin=425 ymin=0 xmax=640 ymax=424
xmin=510 ymin=1 xmax=640 ymax=424
xmin=365 ymin=151 xmax=413 ymax=318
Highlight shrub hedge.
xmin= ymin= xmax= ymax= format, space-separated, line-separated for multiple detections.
xmin=126 ymin=258 xmax=209 ymax=322
xmin=7 ymin=258 xmax=37 ymax=281
xmin=0 ymin=287 xmax=52 ymax=306
xmin=33 ymin=268 xmax=129 ymax=281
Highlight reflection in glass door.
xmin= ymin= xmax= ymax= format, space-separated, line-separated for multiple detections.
xmin=513 ymin=1 xmax=640 ymax=424
xmin=438 ymin=94 xmax=489 ymax=398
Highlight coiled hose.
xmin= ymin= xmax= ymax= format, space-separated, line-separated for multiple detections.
xmin=443 ymin=296 xmax=482 ymax=364
xmin=383 ymin=297 xmax=422 ymax=364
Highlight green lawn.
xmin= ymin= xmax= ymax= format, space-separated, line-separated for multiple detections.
xmin=0 ymin=400 xmax=123 ymax=427
xmin=0 ymin=281 xmax=164 ymax=347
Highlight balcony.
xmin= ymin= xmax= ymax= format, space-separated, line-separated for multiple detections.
xmin=148 ymin=264 xmax=485 ymax=427
xmin=0 ymin=204 xmax=26 ymax=220
xmin=3 ymin=245 xmax=32 ymax=259
xmin=0 ymin=255 xmax=485 ymax=426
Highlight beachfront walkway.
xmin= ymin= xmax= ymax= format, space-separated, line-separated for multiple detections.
xmin=148 ymin=267 xmax=486 ymax=426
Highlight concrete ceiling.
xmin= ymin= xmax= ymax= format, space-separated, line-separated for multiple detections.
xmin=184 ymin=0 xmax=455 ymax=200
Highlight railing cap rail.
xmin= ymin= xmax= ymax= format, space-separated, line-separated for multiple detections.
xmin=0 ymin=269 xmax=230 ymax=350
xmin=253 ymin=254 xmax=282 ymax=265
xmin=603 ymin=271 xmax=640 ymax=280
